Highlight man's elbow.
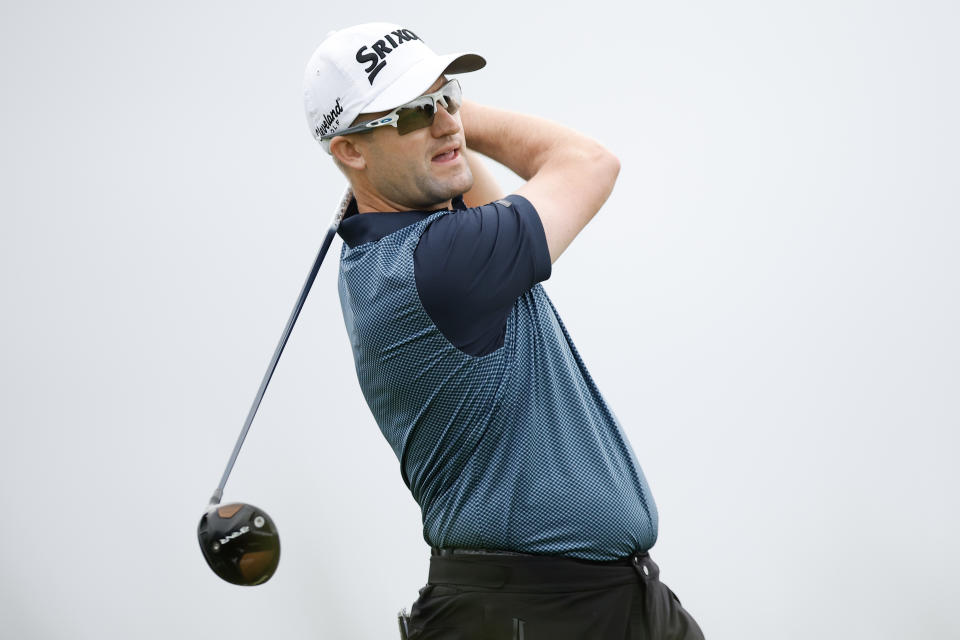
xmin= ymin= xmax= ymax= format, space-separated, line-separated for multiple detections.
xmin=582 ymin=143 xmax=620 ymax=188
xmin=601 ymin=148 xmax=621 ymax=185
xmin=586 ymin=145 xmax=620 ymax=204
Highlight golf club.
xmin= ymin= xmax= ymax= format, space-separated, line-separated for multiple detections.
xmin=197 ymin=188 xmax=353 ymax=586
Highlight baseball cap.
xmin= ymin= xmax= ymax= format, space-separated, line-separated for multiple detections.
xmin=303 ymin=23 xmax=486 ymax=153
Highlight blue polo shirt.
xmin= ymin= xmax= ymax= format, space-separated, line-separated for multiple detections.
xmin=337 ymin=194 xmax=658 ymax=560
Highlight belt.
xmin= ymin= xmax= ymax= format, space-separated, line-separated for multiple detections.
xmin=431 ymin=547 xmax=538 ymax=558
xmin=428 ymin=548 xmax=659 ymax=590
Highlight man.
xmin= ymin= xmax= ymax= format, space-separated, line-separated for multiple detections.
xmin=303 ymin=23 xmax=704 ymax=640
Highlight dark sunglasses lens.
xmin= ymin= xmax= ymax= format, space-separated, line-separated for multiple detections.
xmin=397 ymin=103 xmax=435 ymax=135
xmin=442 ymin=83 xmax=462 ymax=114
xmin=394 ymin=82 xmax=462 ymax=135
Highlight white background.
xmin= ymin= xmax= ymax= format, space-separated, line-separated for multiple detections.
xmin=2 ymin=1 xmax=958 ymax=638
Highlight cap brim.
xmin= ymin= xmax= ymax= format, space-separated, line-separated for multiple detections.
xmin=362 ymin=52 xmax=485 ymax=114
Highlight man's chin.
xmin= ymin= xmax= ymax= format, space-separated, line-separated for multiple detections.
xmin=444 ymin=164 xmax=474 ymax=199
xmin=420 ymin=173 xmax=473 ymax=208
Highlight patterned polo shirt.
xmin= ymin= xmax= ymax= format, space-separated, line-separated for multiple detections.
xmin=336 ymin=194 xmax=657 ymax=560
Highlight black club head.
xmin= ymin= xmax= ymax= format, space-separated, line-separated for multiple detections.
xmin=197 ymin=502 xmax=280 ymax=586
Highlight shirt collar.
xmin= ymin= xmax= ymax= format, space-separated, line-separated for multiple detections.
xmin=337 ymin=195 xmax=467 ymax=248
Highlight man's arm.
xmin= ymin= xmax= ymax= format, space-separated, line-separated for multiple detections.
xmin=460 ymin=100 xmax=620 ymax=263
xmin=461 ymin=149 xmax=505 ymax=208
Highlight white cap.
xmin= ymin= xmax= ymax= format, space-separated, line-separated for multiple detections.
xmin=303 ymin=23 xmax=485 ymax=151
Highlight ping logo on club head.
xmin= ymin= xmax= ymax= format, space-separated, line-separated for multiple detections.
xmin=219 ymin=525 xmax=250 ymax=546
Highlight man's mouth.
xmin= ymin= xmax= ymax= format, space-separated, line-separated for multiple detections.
xmin=432 ymin=147 xmax=460 ymax=163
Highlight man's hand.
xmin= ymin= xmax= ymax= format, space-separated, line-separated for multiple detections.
xmin=460 ymin=100 xmax=620 ymax=263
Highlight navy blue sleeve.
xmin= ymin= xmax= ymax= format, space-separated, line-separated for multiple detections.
xmin=414 ymin=194 xmax=552 ymax=357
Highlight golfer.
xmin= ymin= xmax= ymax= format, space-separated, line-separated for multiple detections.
xmin=303 ymin=23 xmax=705 ymax=640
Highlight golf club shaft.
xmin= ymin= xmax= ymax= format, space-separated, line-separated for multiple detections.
xmin=209 ymin=188 xmax=353 ymax=505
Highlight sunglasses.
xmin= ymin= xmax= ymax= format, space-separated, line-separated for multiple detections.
xmin=322 ymin=79 xmax=462 ymax=147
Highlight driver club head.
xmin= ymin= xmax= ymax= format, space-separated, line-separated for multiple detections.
xmin=197 ymin=502 xmax=280 ymax=586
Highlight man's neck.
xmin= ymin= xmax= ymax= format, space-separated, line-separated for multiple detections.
xmin=352 ymin=185 xmax=452 ymax=214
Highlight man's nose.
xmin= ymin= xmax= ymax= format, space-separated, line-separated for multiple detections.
xmin=431 ymin=104 xmax=460 ymax=136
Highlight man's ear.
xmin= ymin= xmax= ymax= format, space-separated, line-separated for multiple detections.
xmin=330 ymin=136 xmax=366 ymax=171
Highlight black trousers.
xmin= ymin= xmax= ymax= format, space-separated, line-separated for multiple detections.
xmin=403 ymin=550 xmax=704 ymax=640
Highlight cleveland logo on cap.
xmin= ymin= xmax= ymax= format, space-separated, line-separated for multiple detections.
xmin=315 ymin=98 xmax=344 ymax=139
xmin=355 ymin=28 xmax=421 ymax=85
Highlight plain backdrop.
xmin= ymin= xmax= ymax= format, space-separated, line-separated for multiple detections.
xmin=1 ymin=1 xmax=958 ymax=638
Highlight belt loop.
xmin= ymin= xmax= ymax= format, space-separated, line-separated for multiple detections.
xmin=631 ymin=552 xmax=660 ymax=581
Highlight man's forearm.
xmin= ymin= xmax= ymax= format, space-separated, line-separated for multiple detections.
xmin=460 ymin=100 xmax=619 ymax=262
xmin=460 ymin=100 xmax=615 ymax=183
